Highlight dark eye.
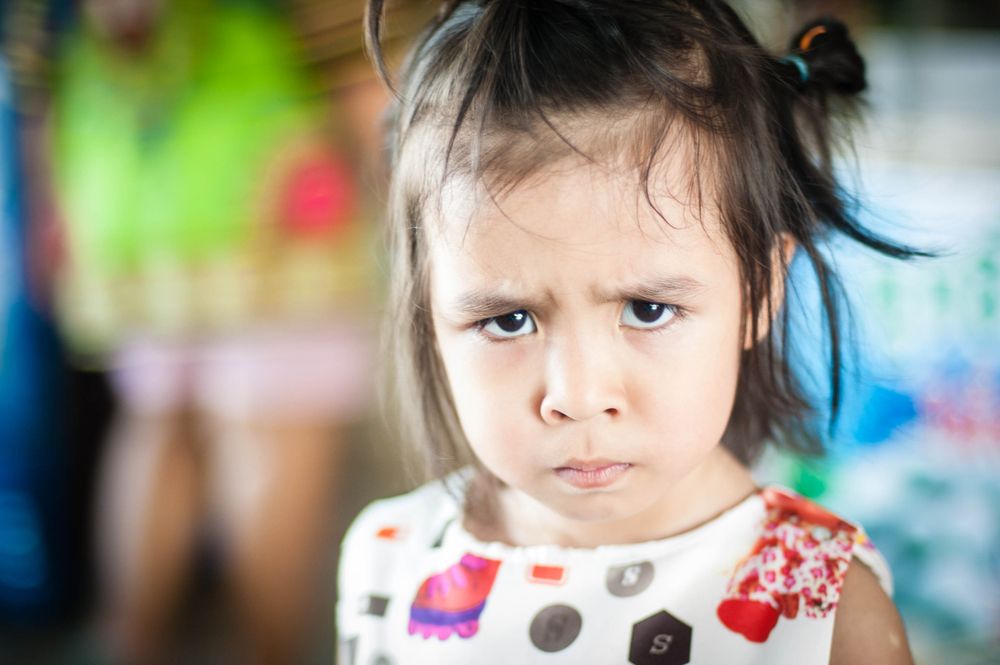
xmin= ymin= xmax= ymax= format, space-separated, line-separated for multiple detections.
xmin=620 ymin=301 xmax=677 ymax=329
xmin=481 ymin=310 xmax=536 ymax=338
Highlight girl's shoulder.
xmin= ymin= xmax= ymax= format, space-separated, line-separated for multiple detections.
xmin=339 ymin=475 xmax=465 ymax=561
xmin=715 ymin=485 xmax=896 ymax=648
xmin=754 ymin=486 xmax=893 ymax=597
xmin=336 ymin=476 xmax=465 ymax=647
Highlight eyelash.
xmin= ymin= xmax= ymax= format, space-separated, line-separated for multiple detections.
xmin=472 ymin=301 xmax=685 ymax=341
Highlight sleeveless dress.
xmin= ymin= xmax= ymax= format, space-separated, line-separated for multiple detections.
xmin=337 ymin=477 xmax=892 ymax=665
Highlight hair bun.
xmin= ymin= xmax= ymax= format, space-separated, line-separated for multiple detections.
xmin=786 ymin=18 xmax=866 ymax=95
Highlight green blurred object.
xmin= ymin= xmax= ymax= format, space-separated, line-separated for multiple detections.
xmin=53 ymin=1 xmax=309 ymax=269
xmin=49 ymin=0 xmax=375 ymax=357
xmin=789 ymin=458 xmax=830 ymax=500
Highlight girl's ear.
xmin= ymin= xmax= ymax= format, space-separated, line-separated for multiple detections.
xmin=743 ymin=233 xmax=797 ymax=350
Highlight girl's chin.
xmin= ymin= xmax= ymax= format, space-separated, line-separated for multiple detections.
xmin=502 ymin=486 xmax=655 ymax=543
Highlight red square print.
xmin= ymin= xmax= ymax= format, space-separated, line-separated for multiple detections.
xmin=528 ymin=564 xmax=566 ymax=585
xmin=375 ymin=526 xmax=403 ymax=540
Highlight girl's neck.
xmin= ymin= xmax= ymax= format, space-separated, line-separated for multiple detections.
xmin=478 ymin=447 xmax=757 ymax=549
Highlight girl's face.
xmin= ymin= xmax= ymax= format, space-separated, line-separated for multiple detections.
xmin=429 ymin=153 xmax=754 ymax=547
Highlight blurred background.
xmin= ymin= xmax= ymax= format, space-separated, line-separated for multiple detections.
xmin=0 ymin=0 xmax=997 ymax=663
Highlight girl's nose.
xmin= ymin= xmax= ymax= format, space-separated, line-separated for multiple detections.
xmin=539 ymin=335 xmax=626 ymax=424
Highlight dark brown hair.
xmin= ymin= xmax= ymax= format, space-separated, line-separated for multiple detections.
xmin=365 ymin=1 xmax=923 ymax=490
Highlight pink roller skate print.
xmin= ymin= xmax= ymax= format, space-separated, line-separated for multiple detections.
xmin=408 ymin=553 xmax=502 ymax=641
xmin=717 ymin=488 xmax=859 ymax=643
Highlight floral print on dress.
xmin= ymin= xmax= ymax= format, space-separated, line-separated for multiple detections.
xmin=408 ymin=553 xmax=502 ymax=641
xmin=717 ymin=488 xmax=858 ymax=643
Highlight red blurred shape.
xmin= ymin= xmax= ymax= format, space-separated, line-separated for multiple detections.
xmin=282 ymin=151 xmax=356 ymax=235
xmin=716 ymin=599 xmax=780 ymax=643
xmin=375 ymin=526 xmax=401 ymax=540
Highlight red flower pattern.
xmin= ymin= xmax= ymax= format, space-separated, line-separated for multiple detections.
xmin=717 ymin=488 xmax=859 ymax=643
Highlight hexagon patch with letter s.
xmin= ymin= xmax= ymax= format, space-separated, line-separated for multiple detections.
xmin=629 ymin=609 xmax=692 ymax=665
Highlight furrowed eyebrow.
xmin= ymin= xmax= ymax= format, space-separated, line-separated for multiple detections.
xmin=453 ymin=290 xmax=551 ymax=318
xmin=450 ymin=276 xmax=704 ymax=318
xmin=598 ymin=276 xmax=706 ymax=303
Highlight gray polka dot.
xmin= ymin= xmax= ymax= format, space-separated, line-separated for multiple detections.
xmin=370 ymin=655 xmax=393 ymax=665
xmin=606 ymin=561 xmax=654 ymax=597
xmin=529 ymin=604 xmax=583 ymax=652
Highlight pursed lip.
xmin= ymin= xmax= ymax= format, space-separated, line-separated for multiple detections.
xmin=558 ymin=458 xmax=627 ymax=472
xmin=553 ymin=459 xmax=632 ymax=489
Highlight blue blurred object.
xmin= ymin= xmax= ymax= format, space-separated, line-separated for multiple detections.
xmin=851 ymin=383 xmax=918 ymax=445
xmin=0 ymin=55 xmax=70 ymax=623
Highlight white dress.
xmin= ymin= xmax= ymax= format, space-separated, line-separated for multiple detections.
xmin=337 ymin=475 xmax=892 ymax=665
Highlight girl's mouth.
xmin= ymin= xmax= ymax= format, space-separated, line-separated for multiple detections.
xmin=553 ymin=461 xmax=632 ymax=489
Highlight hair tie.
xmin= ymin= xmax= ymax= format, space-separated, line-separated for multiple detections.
xmin=798 ymin=25 xmax=828 ymax=51
xmin=781 ymin=54 xmax=809 ymax=84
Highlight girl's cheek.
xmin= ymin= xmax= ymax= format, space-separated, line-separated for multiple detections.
xmin=624 ymin=329 xmax=680 ymax=357
xmin=443 ymin=336 xmax=538 ymax=405
xmin=461 ymin=337 xmax=535 ymax=375
xmin=624 ymin=322 xmax=702 ymax=366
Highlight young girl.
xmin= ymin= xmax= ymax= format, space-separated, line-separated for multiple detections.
xmin=339 ymin=2 xmax=916 ymax=663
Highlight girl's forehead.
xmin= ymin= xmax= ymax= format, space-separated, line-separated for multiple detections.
xmin=427 ymin=158 xmax=737 ymax=294
xmin=414 ymin=106 xmax=721 ymax=233
xmin=431 ymin=156 xmax=724 ymax=253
